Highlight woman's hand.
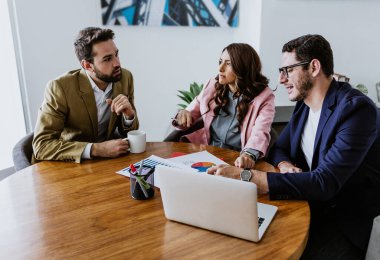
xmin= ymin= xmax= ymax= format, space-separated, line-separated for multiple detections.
xmin=176 ymin=110 xmax=193 ymax=128
xmin=234 ymin=153 xmax=255 ymax=169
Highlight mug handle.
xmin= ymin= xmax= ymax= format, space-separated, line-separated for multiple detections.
xmin=123 ymin=138 xmax=131 ymax=151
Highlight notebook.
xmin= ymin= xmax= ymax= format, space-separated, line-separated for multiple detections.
xmin=155 ymin=165 xmax=277 ymax=242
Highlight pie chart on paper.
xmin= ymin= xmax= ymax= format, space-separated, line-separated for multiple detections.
xmin=191 ymin=162 xmax=216 ymax=172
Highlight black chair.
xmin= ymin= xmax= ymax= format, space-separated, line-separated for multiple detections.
xmin=164 ymin=119 xmax=279 ymax=153
xmin=268 ymin=127 xmax=278 ymax=152
xmin=163 ymin=118 xmax=204 ymax=142
xmin=12 ymin=132 xmax=34 ymax=171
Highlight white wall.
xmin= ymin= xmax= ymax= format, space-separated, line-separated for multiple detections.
xmin=260 ymin=0 xmax=380 ymax=106
xmin=11 ymin=0 xmax=262 ymax=141
xmin=0 ymin=0 xmax=25 ymax=169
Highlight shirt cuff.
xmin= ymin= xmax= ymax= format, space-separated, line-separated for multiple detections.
xmin=81 ymin=143 xmax=93 ymax=159
xmin=123 ymin=114 xmax=135 ymax=126
xmin=241 ymin=148 xmax=261 ymax=161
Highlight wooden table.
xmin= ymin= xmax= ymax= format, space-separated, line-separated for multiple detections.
xmin=0 ymin=142 xmax=310 ymax=259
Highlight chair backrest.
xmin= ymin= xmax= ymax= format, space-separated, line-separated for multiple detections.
xmin=163 ymin=118 xmax=204 ymax=142
xmin=164 ymin=119 xmax=279 ymax=156
xmin=366 ymin=215 xmax=380 ymax=260
xmin=268 ymin=127 xmax=279 ymax=152
xmin=12 ymin=132 xmax=34 ymax=171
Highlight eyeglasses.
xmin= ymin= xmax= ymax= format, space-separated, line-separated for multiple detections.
xmin=278 ymin=61 xmax=311 ymax=78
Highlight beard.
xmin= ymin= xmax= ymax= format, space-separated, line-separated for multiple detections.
xmin=93 ymin=65 xmax=122 ymax=83
xmin=291 ymin=73 xmax=313 ymax=102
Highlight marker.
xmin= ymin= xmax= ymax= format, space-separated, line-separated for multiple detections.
xmin=130 ymin=164 xmax=137 ymax=173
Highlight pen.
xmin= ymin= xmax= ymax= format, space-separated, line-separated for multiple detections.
xmin=135 ymin=175 xmax=149 ymax=198
xmin=171 ymin=117 xmax=181 ymax=127
xmin=138 ymin=159 xmax=144 ymax=175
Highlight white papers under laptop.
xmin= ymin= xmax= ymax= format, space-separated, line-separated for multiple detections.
xmin=155 ymin=165 xmax=277 ymax=242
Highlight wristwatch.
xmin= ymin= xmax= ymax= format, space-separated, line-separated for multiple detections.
xmin=240 ymin=168 xmax=252 ymax=182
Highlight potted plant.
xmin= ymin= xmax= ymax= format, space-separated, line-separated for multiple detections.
xmin=355 ymin=84 xmax=368 ymax=95
xmin=177 ymin=82 xmax=203 ymax=109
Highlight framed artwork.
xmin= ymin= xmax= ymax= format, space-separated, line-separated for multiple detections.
xmin=101 ymin=0 xmax=239 ymax=27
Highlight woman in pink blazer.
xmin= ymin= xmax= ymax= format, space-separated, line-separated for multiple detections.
xmin=174 ymin=43 xmax=275 ymax=169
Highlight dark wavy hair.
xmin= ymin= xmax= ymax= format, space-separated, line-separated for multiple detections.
xmin=74 ymin=27 xmax=115 ymax=63
xmin=209 ymin=43 xmax=269 ymax=125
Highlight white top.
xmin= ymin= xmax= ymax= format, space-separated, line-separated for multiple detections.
xmin=301 ymin=108 xmax=321 ymax=170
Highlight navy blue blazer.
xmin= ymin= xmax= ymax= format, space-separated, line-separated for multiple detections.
xmin=267 ymin=79 xmax=380 ymax=250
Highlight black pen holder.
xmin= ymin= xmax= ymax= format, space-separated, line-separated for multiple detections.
xmin=130 ymin=168 xmax=155 ymax=200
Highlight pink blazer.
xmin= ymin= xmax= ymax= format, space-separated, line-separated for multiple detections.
xmin=177 ymin=78 xmax=275 ymax=156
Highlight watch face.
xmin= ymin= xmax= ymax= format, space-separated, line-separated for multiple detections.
xmin=241 ymin=170 xmax=251 ymax=181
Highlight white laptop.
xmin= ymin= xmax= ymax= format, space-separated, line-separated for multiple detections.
xmin=155 ymin=165 xmax=277 ymax=242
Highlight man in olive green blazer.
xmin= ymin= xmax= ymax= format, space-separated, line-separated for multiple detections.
xmin=33 ymin=27 xmax=139 ymax=163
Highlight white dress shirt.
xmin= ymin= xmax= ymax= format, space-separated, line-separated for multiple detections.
xmin=82 ymin=72 xmax=134 ymax=159
xmin=301 ymin=108 xmax=321 ymax=169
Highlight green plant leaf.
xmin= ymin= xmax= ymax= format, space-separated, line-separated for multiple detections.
xmin=177 ymin=82 xmax=204 ymax=109
xmin=356 ymin=84 xmax=368 ymax=95
xmin=177 ymin=94 xmax=193 ymax=104
xmin=192 ymin=82 xmax=202 ymax=96
xmin=189 ymin=83 xmax=196 ymax=96
xmin=194 ymin=83 xmax=200 ymax=94
xmin=178 ymin=90 xmax=194 ymax=103
xmin=178 ymin=104 xmax=187 ymax=109
xmin=194 ymin=83 xmax=203 ymax=95
xmin=177 ymin=95 xmax=189 ymax=104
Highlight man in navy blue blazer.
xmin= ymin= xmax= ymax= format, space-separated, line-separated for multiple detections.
xmin=208 ymin=34 xmax=380 ymax=259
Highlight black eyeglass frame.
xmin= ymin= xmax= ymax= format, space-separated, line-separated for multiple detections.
xmin=278 ymin=61 xmax=311 ymax=78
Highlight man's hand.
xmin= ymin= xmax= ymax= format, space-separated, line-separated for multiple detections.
xmin=207 ymin=164 xmax=269 ymax=194
xmin=234 ymin=153 xmax=255 ymax=169
xmin=207 ymin=164 xmax=241 ymax=179
xmin=277 ymin=161 xmax=302 ymax=173
xmin=176 ymin=109 xmax=192 ymax=128
xmin=91 ymin=139 xmax=129 ymax=158
xmin=106 ymin=94 xmax=134 ymax=119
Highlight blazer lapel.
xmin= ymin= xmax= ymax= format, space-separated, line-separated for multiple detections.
xmin=107 ymin=81 xmax=122 ymax=138
xmin=311 ymin=80 xmax=338 ymax=169
xmin=241 ymin=99 xmax=255 ymax=145
xmin=79 ymin=70 xmax=98 ymax=139
xmin=314 ymin=80 xmax=338 ymax=152
xmin=292 ymin=104 xmax=309 ymax=156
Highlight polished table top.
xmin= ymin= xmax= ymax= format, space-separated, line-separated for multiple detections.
xmin=0 ymin=142 xmax=310 ymax=259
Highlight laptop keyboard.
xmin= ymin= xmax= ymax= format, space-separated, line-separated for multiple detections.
xmin=258 ymin=217 xmax=265 ymax=227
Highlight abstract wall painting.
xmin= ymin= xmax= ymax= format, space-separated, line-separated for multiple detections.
xmin=101 ymin=0 xmax=239 ymax=27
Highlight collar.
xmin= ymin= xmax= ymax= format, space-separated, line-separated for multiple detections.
xmin=85 ymin=71 xmax=113 ymax=94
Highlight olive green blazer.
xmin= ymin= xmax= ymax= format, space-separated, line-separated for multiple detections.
xmin=32 ymin=68 xmax=139 ymax=163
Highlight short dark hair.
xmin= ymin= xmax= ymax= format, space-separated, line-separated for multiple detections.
xmin=282 ymin=34 xmax=334 ymax=77
xmin=74 ymin=27 xmax=115 ymax=63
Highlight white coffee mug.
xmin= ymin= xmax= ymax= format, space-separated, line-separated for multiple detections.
xmin=125 ymin=130 xmax=146 ymax=153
